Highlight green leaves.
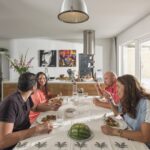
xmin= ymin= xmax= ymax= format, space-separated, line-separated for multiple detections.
xmin=5 ymin=50 xmax=34 ymax=75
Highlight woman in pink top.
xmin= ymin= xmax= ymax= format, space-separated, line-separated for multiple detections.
xmin=29 ymin=72 xmax=61 ymax=124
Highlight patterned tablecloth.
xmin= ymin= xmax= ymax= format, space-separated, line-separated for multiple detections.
xmin=14 ymin=96 xmax=149 ymax=150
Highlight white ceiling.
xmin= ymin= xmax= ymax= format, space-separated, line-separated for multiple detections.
xmin=0 ymin=0 xmax=150 ymax=40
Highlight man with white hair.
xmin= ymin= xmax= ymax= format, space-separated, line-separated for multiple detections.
xmin=93 ymin=71 xmax=120 ymax=109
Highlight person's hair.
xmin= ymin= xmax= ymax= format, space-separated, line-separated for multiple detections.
xmin=117 ymin=74 xmax=150 ymax=118
xmin=36 ymin=72 xmax=49 ymax=97
xmin=105 ymin=71 xmax=117 ymax=78
xmin=18 ymin=72 xmax=36 ymax=92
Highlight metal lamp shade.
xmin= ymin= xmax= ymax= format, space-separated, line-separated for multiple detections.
xmin=58 ymin=0 xmax=89 ymax=23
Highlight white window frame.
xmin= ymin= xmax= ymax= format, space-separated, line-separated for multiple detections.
xmin=118 ymin=36 xmax=150 ymax=83
xmin=135 ymin=40 xmax=141 ymax=81
xmin=118 ymin=41 xmax=138 ymax=78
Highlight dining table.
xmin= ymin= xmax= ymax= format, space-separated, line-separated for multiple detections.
xmin=14 ymin=95 xmax=149 ymax=150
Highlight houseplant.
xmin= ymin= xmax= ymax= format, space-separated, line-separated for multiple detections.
xmin=6 ymin=50 xmax=34 ymax=75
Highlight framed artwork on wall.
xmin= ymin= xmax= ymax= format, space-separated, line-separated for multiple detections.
xmin=39 ymin=50 xmax=57 ymax=67
xmin=59 ymin=50 xmax=76 ymax=67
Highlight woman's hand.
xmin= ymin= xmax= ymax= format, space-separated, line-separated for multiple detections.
xmin=49 ymin=102 xmax=62 ymax=111
xmin=101 ymin=125 xmax=118 ymax=136
xmin=48 ymin=97 xmax=62 ymax=110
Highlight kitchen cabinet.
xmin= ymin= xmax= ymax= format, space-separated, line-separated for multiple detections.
xmin=2 ymin=81 xmax=104 ymax=99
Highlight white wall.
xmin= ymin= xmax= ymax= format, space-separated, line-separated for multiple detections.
xmin=9 ymin=38 xmax=103 ymax=80
xmin=96 ymin=38 xmax=112 ymax=73
xmin=94 ymin=45 xmax=103 ymax=73
xmin=117 ymin=14 xmax=150 ymax=45
xmin=0 ymin=39 xmax=10 ymax=49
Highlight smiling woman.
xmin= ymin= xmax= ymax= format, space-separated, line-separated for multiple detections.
xmin=101 ymin=74 xmax=150 ymax=148
xmin=29 ymin=72 xmax=61 ymax=124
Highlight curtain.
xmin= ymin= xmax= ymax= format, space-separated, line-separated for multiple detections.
xmin=110 ymin=37 xmax=117 ymax=74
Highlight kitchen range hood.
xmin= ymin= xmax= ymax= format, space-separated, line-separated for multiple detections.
xmin=79 ymin=30 xmax=95 ymax=78
xmin=83 ymin=30 xmax=95 ymax=55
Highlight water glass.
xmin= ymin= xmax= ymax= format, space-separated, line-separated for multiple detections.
xmin=84 ymin=92 xmax=88 ymax=97
xmin=63 ymin=96 xmax=69 ymax=104
xmin=56 ymin=110 xmax=64 ymax=124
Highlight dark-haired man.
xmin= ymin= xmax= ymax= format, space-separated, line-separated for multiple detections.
xmin=0 ymin=72 xmax=53 ymax=150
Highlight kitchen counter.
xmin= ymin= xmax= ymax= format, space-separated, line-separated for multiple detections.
xmin=2 ymin=80 xmax=104 ymax=99
xmin=2 ymin=79 xmax=97 ymax=84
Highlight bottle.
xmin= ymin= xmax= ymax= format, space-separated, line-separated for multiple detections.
xmin=72 ymin=81 xmax=77 ymax=96
xmin=96 ymin=69 xmax=103 ymax=82
xmin=45 ymin=66 xmax=50 ymax=80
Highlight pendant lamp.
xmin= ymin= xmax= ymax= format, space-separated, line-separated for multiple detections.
xmin=58 ymin=0 xmax=89 ymax=23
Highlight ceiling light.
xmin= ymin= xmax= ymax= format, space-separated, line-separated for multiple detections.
xmin=58 ymin=0 xmax=89 ymax=23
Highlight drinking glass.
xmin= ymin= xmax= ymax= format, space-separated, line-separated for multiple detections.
xmin=56 ymin=110 xmax=64 ymax=124
xmin=84 ymin=92 xmax=88 ymax=97
xmin=63 ymin=96 xmax=69 ymax=104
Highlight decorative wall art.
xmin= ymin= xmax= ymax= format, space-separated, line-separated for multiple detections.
xmin=59 ymin=50 xmax=76 ymax=67
xmin=39 ymin=50 xmax=57 ymax=67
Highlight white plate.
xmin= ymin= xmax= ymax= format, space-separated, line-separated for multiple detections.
xmin=116 ymin=119 xmax=128 ymax=129
xmin=104 ymin=116 xmax=128 ymax=130
xmin=36 ymin=111 xmax=57 ymax=123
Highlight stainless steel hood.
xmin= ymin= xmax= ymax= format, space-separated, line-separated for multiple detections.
xmin=83 ymin=30 xmax=95 ymax=55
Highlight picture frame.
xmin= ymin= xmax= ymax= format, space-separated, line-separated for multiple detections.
xmin=39 ymin=50 xmax=57 ymax=67
xmin=58 ymin=50 xmax=76 ymax=67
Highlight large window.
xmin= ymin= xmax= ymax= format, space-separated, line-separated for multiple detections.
xmin=141 ymin=41 xmax=150 ymax=89
xmin=119 ymin=40 xmax=150 ymax=90
xmin=119 ymin=42 xmax=135 ymax=75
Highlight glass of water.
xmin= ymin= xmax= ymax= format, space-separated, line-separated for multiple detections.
xmin=56 ymin=110 xmax=64 ymax=124
xmin=84 ymin=92 xmax=88 ymax=97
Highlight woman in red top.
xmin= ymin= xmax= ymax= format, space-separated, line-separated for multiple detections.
xmin=29 ymin=72 xmax=61 ymax=124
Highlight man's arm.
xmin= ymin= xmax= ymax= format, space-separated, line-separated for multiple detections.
xmin=0 ymin=122 xmax=52 ymax=149
xmin=102 ymin=91 xmax=119 ymax=116
xmin=95 ymin=82 xmax=104 ymax=96
xmin=93 ymin=98 xmax=111 ymax=109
